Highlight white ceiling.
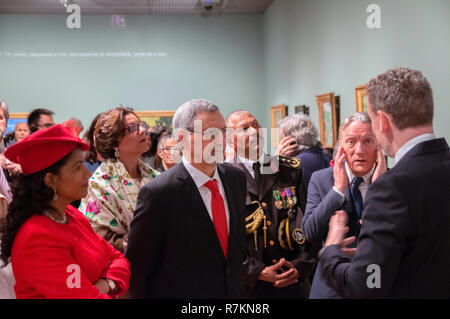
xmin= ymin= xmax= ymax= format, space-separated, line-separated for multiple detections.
xmin=0 ymin=0 xmax=274 ymax=15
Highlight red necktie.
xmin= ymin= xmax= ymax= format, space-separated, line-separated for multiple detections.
xmin=204 ymin=180 xmax=228 ymax=259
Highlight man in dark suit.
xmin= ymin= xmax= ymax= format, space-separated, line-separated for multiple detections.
xmin=125 ymin=99 xmax=247 ymax=299
xmin=302 ymin=112 xmax=386 ymax=298
xmin=320 ymin=67 xmax=450 ymax=298
xmin=225 ymin=110 xmax=317 ymax=299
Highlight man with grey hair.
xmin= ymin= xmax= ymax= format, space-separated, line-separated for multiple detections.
xmin=321 ymin=67 xmax=450 ymax=298
xmin=302 ymin=112 xmax=386 ymax=298
xmin=278 ymin=114 xmax=332 ymax=185
xmin=126 ymin=98 xmax=248 ymax=298
xmin=155 ymin=133 xmax=181 ymax=173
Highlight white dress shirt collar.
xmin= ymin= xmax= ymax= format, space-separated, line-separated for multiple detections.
xmin=394 ymin=133 xmax=436 ymax=166
xmin=182 ymin=156 xmax=221 ymax=188
xmin=181 ymin=156 xmax=230 ymax=233
xmin=345 ymin=162 xmax=375 ymax=185
xmin=237 ymin=154 xmax=265 ymax=179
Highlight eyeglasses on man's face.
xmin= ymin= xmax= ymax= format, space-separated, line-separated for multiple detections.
xmin=127 ymin=121 xmax=148 ymax=135
xmin=186 ymin=127 xmax=228 ymax=140
xmin=162 ymin=146 xmax=181 ymax=153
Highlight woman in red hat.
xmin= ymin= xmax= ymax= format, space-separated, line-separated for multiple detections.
xmin=0 ymin=124 xmax=130 ymax=299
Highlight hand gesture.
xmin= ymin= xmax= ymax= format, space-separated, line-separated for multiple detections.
xmin=276 ymin=136 xmax=298 ymax=157
xmin=324 ymin=210 xmax=356 ymax=256
xmin=333 ymin=146 xmax=348 ymax=193
xmin=259 ymin=258 xmax=299 ymax=288
xmin=372 ymin=146 xmax=387 ymax=182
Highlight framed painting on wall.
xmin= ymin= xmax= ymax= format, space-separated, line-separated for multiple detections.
xmin=6 ymin=113 xmax=29 ymax=134
xmin=134 ymin=111 xmax=175 ymax=130
xmin=270 ymin=104 xmax=287 ymax=147
xmin=294 ymin=105 xmax=310 ymax=116
xmin=316 ymin=92 xmax=338 ymax=148
xmin=355 ymin=84 xmax=369 ymax=113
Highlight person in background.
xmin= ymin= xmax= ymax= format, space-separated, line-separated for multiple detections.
xmin=141 ymin=125 xmax=170 ymax=170
xmin=0 ymin=193 xmax=15 ymax=299
xmin=0 ymin=168 xmax=11 ymax=203
xmin=79 ymin=107 xmax=158 ymax=253
xmin=226 ymin=110 xmax=316 ymax=299
xmin=320 ymin=67 xmax=450 ymax=298
xmin=0 ymin=101 xmax=11 ymax=196
xmin=4 ymin=122 xmax=30 ymax=147
xmin=0 ymin=102 xmax=23 ymax=178
xmin=277 ymin=114 xmax=331 ymax=186
xmin=302 ymin=112 xmax=385 ymax=299
xmin=0 ymin=100 xmax=9 ymax=153
xmin=328 ymin=143 xmax=340 ymax=167
xmin=322 ymin=146 xmax=334 ymax=160
xmin=155 ymin=132 xmax=181 ymax=173
xmin=71 ymin=114 xmax=105 ymax=210
xmin=27 ymin=108 xmax=55 ymax=134
xmin=82 ymin=113 xmax=105 ymax=174
xmin=62 ymin=117 xmax=84 ymax=138
xmin=0 ymin=124 xmax=130 ymax=298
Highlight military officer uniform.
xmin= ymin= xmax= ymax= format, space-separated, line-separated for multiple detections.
xmin=229 ymin=154 xmax=319 ymax=299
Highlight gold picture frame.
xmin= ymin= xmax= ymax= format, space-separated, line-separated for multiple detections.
xmin=135 ymin=110 xmax=175 ymax=130
xmin=355 ymin=84 xmax=369 ymax=113
xmin=316 ymin=92 xmax=338 ymax=148
xmin=10 ymin=112 xmax=30 ymax=119
xmin=270 ymin=104 xmax=287 ymax=147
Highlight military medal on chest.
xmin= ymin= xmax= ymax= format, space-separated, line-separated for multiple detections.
xmin=285 ymin=187 xmax=294 ymax=209
xmin=290 ymin=186 xmax=297 ymax=205
xmin=273 ymin=190 xmax=283 ymax=209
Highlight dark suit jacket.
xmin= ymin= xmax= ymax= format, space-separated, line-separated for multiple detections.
xmin=125 ymin=161 xmax=248 ymax=299
xmin=320 ymin=138 xmax=450 ymax=298
xmin=302 ymin=167 xmax=362 ymax=298
xmin=231 ymin=155 xmax=317 ymax=299
xmin=294 ymin=146 xmax=331 ymax=186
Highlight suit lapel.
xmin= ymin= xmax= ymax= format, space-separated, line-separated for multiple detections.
xmin=178 ymin=162 xmax=225 ymax=261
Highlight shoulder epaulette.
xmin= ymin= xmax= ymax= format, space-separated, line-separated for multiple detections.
xmin=279 ymin=156 xmax=301 ymax=169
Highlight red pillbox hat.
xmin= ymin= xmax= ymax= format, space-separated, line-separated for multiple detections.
xmin=4 ymin=124 xmax=89 ymax=175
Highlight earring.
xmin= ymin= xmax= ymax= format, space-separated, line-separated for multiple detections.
xmin=114 ymin=148 xmax=119 ymax=158
xmin=53 ymin=189 xmax=58 ymax=201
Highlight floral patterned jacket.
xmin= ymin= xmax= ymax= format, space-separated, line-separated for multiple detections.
xmin=79 ymin=158 xmax=158 ymax=252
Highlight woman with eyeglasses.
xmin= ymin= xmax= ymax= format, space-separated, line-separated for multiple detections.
xmin=79 ymin=107 xmax=158 ymax=253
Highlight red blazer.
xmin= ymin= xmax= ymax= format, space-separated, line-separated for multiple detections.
xmin=11 ymin=205 xmax=130 ymax=299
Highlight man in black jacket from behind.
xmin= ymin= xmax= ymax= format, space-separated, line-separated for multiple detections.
xmin=320 ymin=67 xmax=450 ymax=298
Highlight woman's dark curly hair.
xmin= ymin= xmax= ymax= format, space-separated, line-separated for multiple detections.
xmin=0 ymin=150 xmax=73 ymax=267
xmin=84 ymin=112 xmax=106 ymax=164
xmin=94 ymin=107 xmax=138 ymax=160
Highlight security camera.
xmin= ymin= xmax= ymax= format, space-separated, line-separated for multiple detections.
xmin=200 ymin=0 xmax=221 ymax=10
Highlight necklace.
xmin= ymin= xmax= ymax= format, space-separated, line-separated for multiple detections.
xmin=43 ymin=210 xmax=68 ymax=224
